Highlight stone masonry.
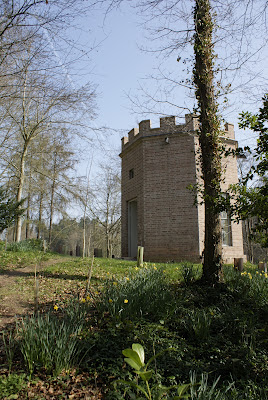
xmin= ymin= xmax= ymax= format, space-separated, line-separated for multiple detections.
xmin=120 ymin=114 xmax=245 ymax=263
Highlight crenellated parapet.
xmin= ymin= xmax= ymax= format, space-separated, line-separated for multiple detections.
xmin=121 ymin=114 xmax=199 ymax=152
xmin=121 ymin=114 xmax=236 ymax=152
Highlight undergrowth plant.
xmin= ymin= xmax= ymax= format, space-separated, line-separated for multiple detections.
xmin=184 ymin=310 xmax=211 ymax=342
xmin=2 ymin=330 xmax=15 ymax=372
xmin=223 ymin=265 xmax=268 ymax=307
xmin=16 ymin=301 xmax=88 ymax=377
xmin=180 ymin=262 xmax=198 ymax=285
xmin=117 ymin=343 xmax=192 ymax=400
xmin=7 ymin=239 xmax=45 ymax=252
xmin=0 ymin=373 xmax=27 ymax=398
xmin=96 ymin=266 xmax=174 ymax=321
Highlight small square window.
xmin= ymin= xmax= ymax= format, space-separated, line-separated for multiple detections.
xmin=129 ymin=169 xmax=134 ymax=179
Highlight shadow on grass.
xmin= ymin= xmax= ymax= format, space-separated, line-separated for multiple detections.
xmin=0 ymin=269 xmax=107 ymax=283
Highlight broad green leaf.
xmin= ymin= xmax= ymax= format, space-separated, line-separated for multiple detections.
xmin=123 ymin=348 xmax=143 ymax=368
xmin=132 ymin=343 xmax=145 ymax=364
xmin=136 ymin=370 xmax=153 ymax=382
xmin=115 ymin=379 xmax=149 ymax=399
xmin=124 ymin=357 xmax=142 ymax=371
xmin=177 ymin=383 xmax=191 ymax=396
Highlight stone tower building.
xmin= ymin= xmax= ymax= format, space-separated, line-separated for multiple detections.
xmin=120 ymin=114 xmax=244 ymax=263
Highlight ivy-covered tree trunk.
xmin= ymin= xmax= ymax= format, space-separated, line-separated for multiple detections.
xmin=193 ymin=0 xmax=222 ymax=283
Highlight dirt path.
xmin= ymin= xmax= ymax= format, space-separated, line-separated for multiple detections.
xmin=0 ymin=258 xmax=66 ymax=329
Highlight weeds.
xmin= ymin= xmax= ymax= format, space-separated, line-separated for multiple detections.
xmin=180 ymin=262 xmax=197 ymax=285
xmin=1 ymin=255 xmax=267 ymax=398
xmin=184 ymin=310 xmax=211 ymax=342
xmin=16 ymin=302 xmax=87 ymax=377
xmin=96 ymin=266 xmax=174 ymax=321
xmin=0 ymin=373 xmax=27 ymax=398
xmin=117 ymin=343 xmax=192 ymax=400
xmin=2 ymin=330 xmax=15 ymax=372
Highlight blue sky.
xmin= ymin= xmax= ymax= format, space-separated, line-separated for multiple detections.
xmin=67 ymin=3 xmax=267 ymax=176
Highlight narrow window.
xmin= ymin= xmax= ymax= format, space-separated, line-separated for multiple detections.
xmin=129 ymin=169 xmax=134 ymax=179
xmin=220 ymin=194 xmax=232 ymax=246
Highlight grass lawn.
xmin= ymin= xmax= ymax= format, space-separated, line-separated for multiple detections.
xmin=0 ymin=249 xmax=267 ymax=399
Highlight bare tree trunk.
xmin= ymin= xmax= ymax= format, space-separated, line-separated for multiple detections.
xmin=26 ymin=153 xmax=32 ymax=239
xmin=48 ymin=152 xmax=57 ymax=245
xmin=15 ymin=142 xmax=28 ymax=242
xmin=82 ymin=172 xmax=91 ymax=258
xmin=193 ymin=0 xmax=222 ymax=283
xmin=244 ymin=219 xmax=253 ymax=263
xmin=37 ymin=192 xmax=43 ymax=239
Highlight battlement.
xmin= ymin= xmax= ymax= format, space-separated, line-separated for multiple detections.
xmin=121 ymin=114 xmax=236 ymax=152
xmin=121 ymin=114 xmax=199 ymax=152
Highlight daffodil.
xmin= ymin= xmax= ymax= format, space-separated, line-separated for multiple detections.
xmin=81 ymin=298 xmax=86 ymax=303
xmin=109 ymin=299 xmax=113 ymax=303
xmin=86 ymin=295 xmax=90 ymax=301
xmin=124 ymin=299 xmax=128 ymax=304
xmin=54 ymin=305 xmax=58 ymax=311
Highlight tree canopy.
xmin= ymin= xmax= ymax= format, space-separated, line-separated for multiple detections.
xmin=230 ymin=94 xmax=268 ymax=247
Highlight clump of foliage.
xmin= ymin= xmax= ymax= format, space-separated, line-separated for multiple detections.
xmin=228 ymin=94 xmax=268 ymax=247
xmin=180 ymin=262 xmax=199 ymax=285
xmin=0 ymin=186 xmax=25 ymax=233
xmin=15 ymin=300 xmax=89 ymax=377
xmin=118 ymin=342 xmax=192 ymax=399
xmin=95 ymin=265 xmax=175 ymax=321
xmin=6 ymin=238 xmax=45 ymax=252
xmin=0 ymin=373 xmax=27 ymax=398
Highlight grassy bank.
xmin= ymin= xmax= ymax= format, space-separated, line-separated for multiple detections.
xmin=0 ymin=249 xmax=267 ymax=399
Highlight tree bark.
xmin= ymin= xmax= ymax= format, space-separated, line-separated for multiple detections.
xmin=193 ymin=0 xmax=222 ymax=283
xmin=37 ymin=192 xmax=43 ymax=239
xmin=25 ymin=154 xmax=32 ymax=239
xmin=48 ymin=152 xmax=57 ymax=246
xmin=15 ymin=142 xmax=28 ymax=242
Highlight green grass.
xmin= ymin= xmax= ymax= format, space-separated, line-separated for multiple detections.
xmin=0 ymin=250 xmax=267 ymax=399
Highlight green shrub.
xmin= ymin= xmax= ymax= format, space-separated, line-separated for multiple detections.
xmin=96 ymin=266 xmax=174 ymax=321
xmin=7 ymin=239 xmax=45 ymax=252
